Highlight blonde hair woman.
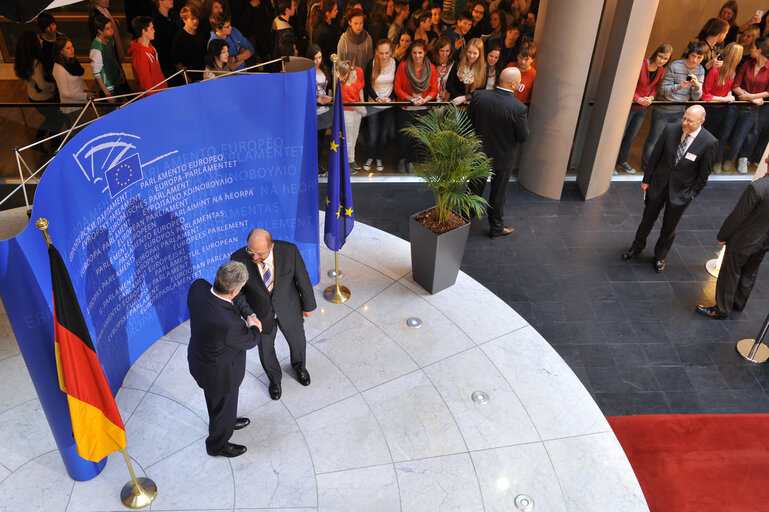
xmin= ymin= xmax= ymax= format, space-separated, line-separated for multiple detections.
xmin=446 ymin=37 xmax=485 ymax=105
xmin=703 ymin=42 xmax=743 ymax=173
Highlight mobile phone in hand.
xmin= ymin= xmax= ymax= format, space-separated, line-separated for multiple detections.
xmin=686 ymin=74 xmax=694 ymax=82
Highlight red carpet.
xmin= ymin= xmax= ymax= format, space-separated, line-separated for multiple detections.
xmin=608 ymin=414 xmax=769 ymax=512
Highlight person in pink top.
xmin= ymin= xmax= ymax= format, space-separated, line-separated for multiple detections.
xmin=702 ymin=42 xmax=743 ymax=173
xmin=615 ymin=43 xmax=671 ymax=174
xmin=129 ymin=16 xmax=168 ymax=94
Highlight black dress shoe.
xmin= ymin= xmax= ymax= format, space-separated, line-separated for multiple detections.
xmin=696 ymin=305 xmax=728 ymax=319
xmin=269 ymin=381 xmax=282 ymax=400
xmin=621 ymin=248 xmax=638 ymax=261
xmin=654 ymin=259 xmax=665 ymax=273
xmin=234 ymin=417 xmax=250 ymax=430
xmin=489 ymin=226 xmax=515 ymax=238
xmin=208 ymin=442 xmax=247 ymax=458
xmin=295 ymin=367 xmax=311 ymax=386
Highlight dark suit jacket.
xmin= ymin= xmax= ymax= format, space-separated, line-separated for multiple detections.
xmin=718 ymin=175 xmax=769 ymax=253
xmin=187 ymin=279 xmax=260 ymax=394
xmin=468 ymin=88 xmax=529 ymax=170
xmin=643 ymin=122 xmax=718 ymax=207
xmin=231 ymin=241 xmax=317 ymax=335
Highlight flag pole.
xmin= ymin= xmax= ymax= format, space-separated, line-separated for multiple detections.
xmin=119 ymin=449 xmax=157 ymax=509
xmin=323 ymin=54 xmax=351 ymax=304
xmin=37 ymin=219 xmax=157 ymax=508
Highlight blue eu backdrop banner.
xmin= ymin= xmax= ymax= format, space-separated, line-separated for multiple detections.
xmin=0 ymin=68 xmax=319 ymax=480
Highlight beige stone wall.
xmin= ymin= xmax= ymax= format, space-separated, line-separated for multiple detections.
xmin=646 ymin=0 xmax=768 ymax=57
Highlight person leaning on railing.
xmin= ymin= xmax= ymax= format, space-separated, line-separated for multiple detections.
xmin=640 ymin=40 xmax=706 ymax=172
xmin=446 ymin=37 xmax=485 ymax=106
xmin=364 ymin=38 xmax=398 ymax=172
xmin=726 ymin=37 xmax=769 ymax=174
xmin=615 ymin=43 xmax=671 ymax=175
xmin=52 ymin=37 xmax=96 ymax=126
xmin=336 ymin=59 xmax=367 ymax=173
xmin=203 ymin=39 xmax=230 ymax=80
xmin=702 ymin=42 xmax=743 ymax=174
xmin=308 ymin=44 xmax=333 ymax=176
xmin=14 ymin=31 xmax=62 ymax=150
xmin=394 ymin=39 xmax=437 ymax=173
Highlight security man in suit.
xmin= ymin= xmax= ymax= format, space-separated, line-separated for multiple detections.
xmin=187 ymin=261 xmax=261 ymax=458
xmin=622 ymin=105 xmax=718 ymax=272
xmin=231 ymin=229 xmax=316 ymax=400
xmin=698 ymin=175 xmax=769 ymax=318
xmin=468 ymin=66 xmax=530 ymax=238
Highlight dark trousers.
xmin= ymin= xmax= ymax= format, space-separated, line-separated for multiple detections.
xmin=749 ymin=104 xmax=769 ymax=163
xmin=470 ymin=165 xmax=513 ymax=232
xmin=258 ymin=317 xmax=307 ymax=384
xmin=617 ymin=107 xmax=649 ymax=165
xmin=203 ymin=387 xmax=239 ymax=453
xmin=631 ymin=191 xmax=691 ymax=259
xmin=705 ymin=105 xmax=733 ymax=163
xmin=397 ymin=108 xmax=428 ymax=162
xmin=724 ymin=105 xmax=759 ymax=162
xmin=366 ymin=106 xmax=396 ymax=160
xmin=716 ymin=245 xmax=767 ymax=313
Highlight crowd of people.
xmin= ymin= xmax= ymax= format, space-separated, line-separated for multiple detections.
xmin=13 ymin=0 xmax=539 ymax=170
xmin=617 ymin=1 xmax=769 ymax=177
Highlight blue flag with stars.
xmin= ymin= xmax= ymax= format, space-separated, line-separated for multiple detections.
xmin=324 ymin=79 xmax=354 ymax=251
xmin=104 ymin=153 xmax=143 ymax=197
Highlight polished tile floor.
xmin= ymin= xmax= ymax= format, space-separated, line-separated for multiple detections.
xmin=335 ymin=181 xmax=769 ymax=416
xmin=0 ymin=215 xmax=647 ymax=511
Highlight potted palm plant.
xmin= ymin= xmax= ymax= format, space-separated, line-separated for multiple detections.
xmin=401 ymin=105 xmax=493 ymax=294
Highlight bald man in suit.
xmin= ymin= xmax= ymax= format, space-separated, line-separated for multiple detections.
xmin=621 ymin=105 xmax=718 ymax=272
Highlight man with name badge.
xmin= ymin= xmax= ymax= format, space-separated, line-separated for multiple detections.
xmin=621 ymin=105 xmax=718 ymax=272
xmin=231 ymin=229 xmax=316 ymax=400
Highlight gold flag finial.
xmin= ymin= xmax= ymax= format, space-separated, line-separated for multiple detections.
xmin=36 ymin=218 xmax=52 ymax=248
xmin=330 ymin=53 xmax=339 ymax=63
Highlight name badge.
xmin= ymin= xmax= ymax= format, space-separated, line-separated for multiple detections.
xmin=684 ymin=152 xmax=697 ymax=161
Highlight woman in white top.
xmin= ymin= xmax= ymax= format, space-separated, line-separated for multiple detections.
xmin=432 ymin=35 xmax=455 ymax=101
xmin=363 ymin=39 xmax=397 ymax=172
xmin=308 ymin=44 xmax=333 ymax=176
xmin=14 ymin=31 xmax=60 ymax=148
xmin=52 ymin=37 xmax=95 ymax=125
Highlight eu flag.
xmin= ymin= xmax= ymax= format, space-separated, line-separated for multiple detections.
xmin=324 ymin=79 xmax=354 ymax=251
xmin=104 ymin=153 xmax=143 ymax=197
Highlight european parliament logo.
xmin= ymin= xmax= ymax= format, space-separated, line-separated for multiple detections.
xmin=105 ymin=154 xmax=143 ymax=197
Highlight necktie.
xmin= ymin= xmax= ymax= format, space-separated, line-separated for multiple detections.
xmin=261 ymin=262 xmax=273 ymax=292
xmin=675 ymin=134 xmax=690 ymax=165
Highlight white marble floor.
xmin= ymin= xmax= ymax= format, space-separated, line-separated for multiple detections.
xmin=0 ymin=216 xmax=648 ymax=512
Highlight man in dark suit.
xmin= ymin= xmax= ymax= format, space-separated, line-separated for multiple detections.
xmin=622 ymin=105 xmax=718 ymax=272
xmin=187 ymin=261 xmax=261 ymax=458
xmin=697 ymin=175 xmax=769 ymax=318
xmin=231 ymin=229 xmax=316 ymax=400
xmin=468 ymin=67 xmax=530 ymax=238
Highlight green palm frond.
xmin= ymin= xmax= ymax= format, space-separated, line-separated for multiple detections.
xmin=401 ymin=105 xmax=493 ymax=226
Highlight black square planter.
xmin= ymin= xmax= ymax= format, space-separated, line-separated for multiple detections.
xmin=409 ymin=209 xmax=471 ymax=294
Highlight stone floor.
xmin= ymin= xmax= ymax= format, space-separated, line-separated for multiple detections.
xmin=0 ymin=215 xmax=647 ymax=511
xmin=334 ymin=181 xmax=769 ymax=417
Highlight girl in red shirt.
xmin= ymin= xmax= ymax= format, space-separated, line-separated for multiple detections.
xmin=336 ymin=59 xmax=367 ymax=172
xmin=394 ymin=40 xmax=437 ymax=172
xmin=703 ymin=42 xmax=743 ymax=173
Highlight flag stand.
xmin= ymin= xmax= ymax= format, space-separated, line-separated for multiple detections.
xmin=36 ymin=219 xmax=157 ymax=508
xmin=323 ymin=251 xmax=350 ymax=303
xmin=119 ymin=449 xmax=157 ymax=509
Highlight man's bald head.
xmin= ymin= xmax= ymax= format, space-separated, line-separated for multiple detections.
xmin=246 ymin=229 xmax=274 ymax=263
xmin=498 ymin=67 xmax=521 ymax=90
xmin=682 ymin=105 xmax=706 ymax=135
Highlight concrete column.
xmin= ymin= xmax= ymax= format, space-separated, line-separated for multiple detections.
xmin=576 ymin=0 xmax=660 ymax=200
xmin=517 ymin=0 xmax=604 ymax=200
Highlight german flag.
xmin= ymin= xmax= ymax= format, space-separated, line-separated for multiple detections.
xmin=49 ymin=244 xmax=126 ymax=462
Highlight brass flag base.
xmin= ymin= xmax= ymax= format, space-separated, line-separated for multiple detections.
xmin=323 ymin=251 xmax=350 ymax=303
xmin=120 ymin=449 xmax=157 ymax=509
xmin=736 ymin=338 xmax=769 ymax=364
xmin=324 ymin=284 xmax=350 ymax=303
xmin=120 ymin=476 xmax=157 ymax=509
